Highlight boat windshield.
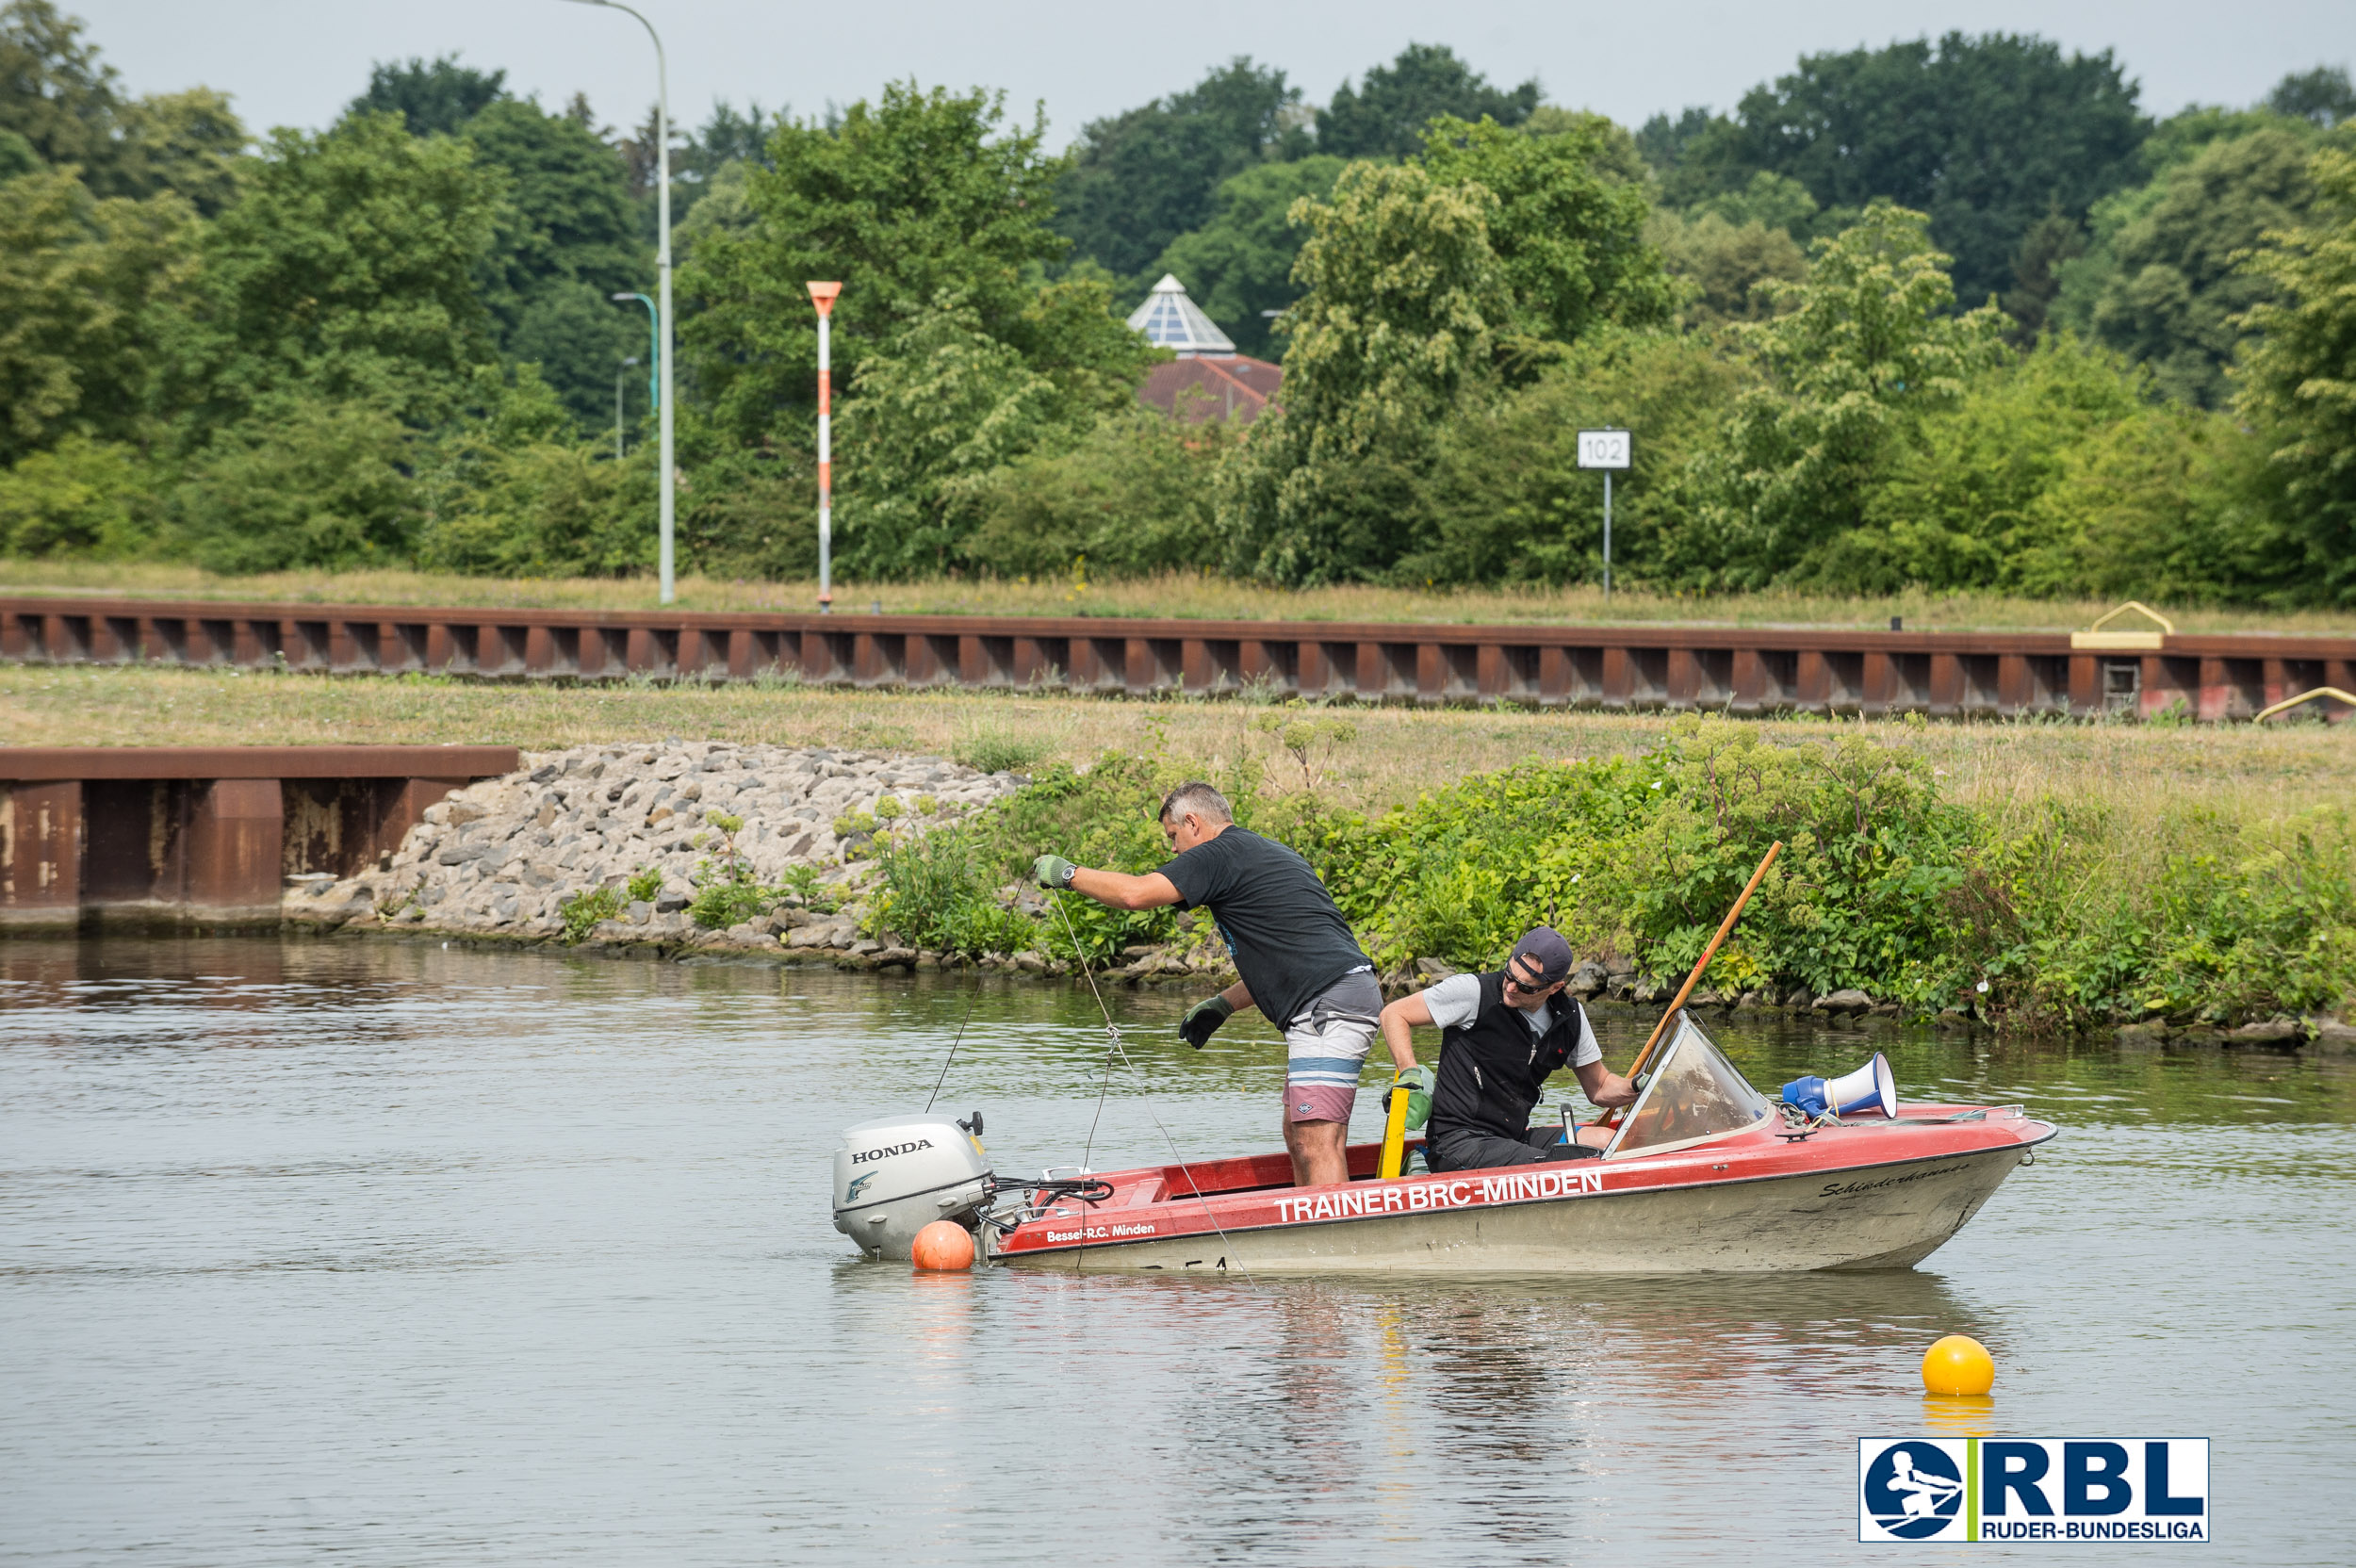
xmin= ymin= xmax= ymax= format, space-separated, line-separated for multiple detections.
xmin=1605 ymin=1014 xmax=1773 ymax=1159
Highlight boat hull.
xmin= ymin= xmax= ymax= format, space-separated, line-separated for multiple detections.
xmin=990 ymin=1141 xmax=2033 ymax=1277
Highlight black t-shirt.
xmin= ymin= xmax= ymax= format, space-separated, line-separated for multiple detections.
xmin=1160 ymin=826 xmax=1368 ymax=1029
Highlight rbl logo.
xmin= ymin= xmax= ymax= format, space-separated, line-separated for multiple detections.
xmin=1857 ymin=1438 xmax=2209 ymax=1544
xmin=1861 ymin=1442 xmax=1965 ymax=1539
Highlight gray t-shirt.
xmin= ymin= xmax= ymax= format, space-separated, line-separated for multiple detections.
xmin=1420 ymin=972 xmax=1601 ymax=1067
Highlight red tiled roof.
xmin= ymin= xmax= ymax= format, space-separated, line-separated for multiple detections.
xmin=1139 ymin=355 xmax=1284 ymax=424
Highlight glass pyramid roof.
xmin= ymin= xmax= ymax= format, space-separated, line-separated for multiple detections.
xmin=1126 ymin=274 xmax=1235 ymax=357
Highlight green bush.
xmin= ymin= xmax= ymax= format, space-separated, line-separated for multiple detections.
xmin=0 ymin=436 xmax=161 ymax=557
xmin=962 ymin=409 xmax=1232 ymax=579
xmin=176 ymin=399 xmax=419 ymax=572
xmin=934 ymin=726 xmax=2356 ymax=1026
xmin=559 ymin=884 xmax=624 ymax=942
xmin=869 ymin=825 xmax=1037 ymax=956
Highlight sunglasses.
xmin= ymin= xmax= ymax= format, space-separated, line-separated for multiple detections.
xmin=1504 ymin=968 xmax=1560 ymax=995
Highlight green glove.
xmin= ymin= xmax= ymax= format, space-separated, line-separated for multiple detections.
xmin=1178 ymin=993 xmax=1235 ymax=1049
xmin=1386 ymin=1065 xmax=1436 ymax=1131
xmin=1032 ymin=854 xmax=1077 ymax=889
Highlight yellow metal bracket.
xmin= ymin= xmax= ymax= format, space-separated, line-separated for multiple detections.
xmin=2070 ymin=600 xmax=2175 ymax=651
xmin=2255 ymin=687 xmax=2356 ymax=724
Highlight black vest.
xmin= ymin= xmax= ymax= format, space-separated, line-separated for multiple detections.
xmin=1427 ymin=971 xmax=1589 ymax=1142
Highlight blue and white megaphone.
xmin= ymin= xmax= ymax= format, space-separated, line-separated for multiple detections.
xmin=1781 ymin=1052 xmax=1897 ymax=1119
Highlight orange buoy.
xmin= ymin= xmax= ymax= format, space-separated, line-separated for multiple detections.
xmin=1922 ymin=1334 xmax=1995 ymax=1396
xmin=911 ymin=1219 xmax=974 ymax=1271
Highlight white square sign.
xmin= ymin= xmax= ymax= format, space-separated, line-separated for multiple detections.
xmin=1577 ymin=429 xmax=1630 ymax=469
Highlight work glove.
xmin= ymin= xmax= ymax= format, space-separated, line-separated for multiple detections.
xmin=1178 ymin=993 xmax=1235 ymax=1049
xmin=1384 ymin=1065 xmax=1436 ymax=1131
xmin=1031 ymin=854 xmax=1077 ymax=890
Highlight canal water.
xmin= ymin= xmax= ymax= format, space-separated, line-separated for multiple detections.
xmin=3 ymin=937 xmax=2349 ymax=1565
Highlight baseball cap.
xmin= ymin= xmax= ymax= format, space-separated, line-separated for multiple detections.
xmin=1509 ymin=927 xmax=1575 ymax=988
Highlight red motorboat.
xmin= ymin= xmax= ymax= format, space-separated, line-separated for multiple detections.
xmin=978 ymin=1014 xmax=2054 ymax=1275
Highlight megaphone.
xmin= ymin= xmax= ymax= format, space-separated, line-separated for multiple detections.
xmin=1780 ymin=1052 xmax=1898 ymax=1119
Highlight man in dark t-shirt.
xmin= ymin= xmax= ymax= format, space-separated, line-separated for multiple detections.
xmin=1031 ymin=780 xmax=1383 ymax=1187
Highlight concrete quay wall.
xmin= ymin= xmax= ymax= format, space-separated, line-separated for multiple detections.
xmin=1 ymin=747 xmax=517 ymax=930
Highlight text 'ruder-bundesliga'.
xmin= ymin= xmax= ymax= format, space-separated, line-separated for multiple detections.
xmin=6 ymin=595 xmax=2353 ymax=722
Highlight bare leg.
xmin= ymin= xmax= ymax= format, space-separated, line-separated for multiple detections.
xmin=1284 ymin=1119 xmax=1350 ymax=1186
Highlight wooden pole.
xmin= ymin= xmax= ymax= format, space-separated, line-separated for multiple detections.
xmin=1626 ymin=840 xmax=1783 ymax=1084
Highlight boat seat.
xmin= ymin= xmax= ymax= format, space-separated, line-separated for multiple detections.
xmin=1120 ymin=1178 xmax=1167 ymax=1207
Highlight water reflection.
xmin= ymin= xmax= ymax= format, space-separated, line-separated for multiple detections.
xmin=2 ymin=935 xmax=2350 ymax=1566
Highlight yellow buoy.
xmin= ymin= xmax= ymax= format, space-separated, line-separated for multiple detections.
xmin=1922 ymin=1334 xmax=1995 ymax=1396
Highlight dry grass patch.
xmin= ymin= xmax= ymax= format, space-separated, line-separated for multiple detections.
xmin=7 ymin=559 xmax=2353 ymax=634
xmin=5 ymin=663 xmax=2348 ymax=837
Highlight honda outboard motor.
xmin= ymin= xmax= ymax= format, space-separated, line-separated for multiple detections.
xmin=832 ymin=1111 xmax=992 ymax=1261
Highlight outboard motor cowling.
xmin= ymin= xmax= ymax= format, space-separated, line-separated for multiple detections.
xmin=832 ymin=1112 xmax=992 ymax=1260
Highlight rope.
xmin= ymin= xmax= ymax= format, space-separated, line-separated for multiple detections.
xmin=922 ymin=961 xmax=985 ymax=1114
xmin=1051 ymin=891 xmax=1261 ymax=1291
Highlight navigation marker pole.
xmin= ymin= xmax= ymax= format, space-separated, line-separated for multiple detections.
xmin=1578 ymin=428 xmax=1631 ymax=604
xmin=808 ymin=282 xmax=842 ymax=612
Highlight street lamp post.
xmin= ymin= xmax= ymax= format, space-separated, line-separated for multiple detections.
xmin=612 ymin=291 xmax=658 ymax=416
xmin=564 ymin=0 xmax=675 ymax=606
xmin=614 ymin=355 xmax=637 ymax=459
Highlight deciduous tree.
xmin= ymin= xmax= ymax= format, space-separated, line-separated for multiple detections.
xmin=1150 ymin=156 xmax=1344 ymax=356
xmin=1315 ymin=43 xmax=1536 ymax=158
xmin=678 ymin=83 xmax=1071 ymax=449
xmin=0 ymin=166 xmax=197 ymax=462
xmin=2237 ymin=146 xmax=2356 ymax=600
xmin=2070 ymin=127 xmax=2324 ymax=407
xmin=175 ymin=112 xmax=502 ymax=433
xmin=1418 ymin=113 xmax=1671 ymax=353
xmin=1702 ymin=33 xmax=2148 ymax=314
xmin=1216 ymin=162 xmax=1511 ymax=583
xmin=1676 ymin=205 xmax=2010 ymax=587
xmin=1055 ymin=58 xmax=1311 ymax=286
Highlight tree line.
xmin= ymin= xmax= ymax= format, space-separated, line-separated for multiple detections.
xmin=2 ymin=0 xmax=2352 ymax=603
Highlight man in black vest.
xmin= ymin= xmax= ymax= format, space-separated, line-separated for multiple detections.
xmin=1377 ymin=927 xmax=1638 ymax=1172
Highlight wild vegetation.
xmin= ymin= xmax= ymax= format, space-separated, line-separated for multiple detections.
xmin=4 ymin=5 xmax=2353 ymax=607
xmin=865 ymin=718 xmax=2356 ymax=1029
xmin=8 ymin=657 xmax=2350 ymax=1024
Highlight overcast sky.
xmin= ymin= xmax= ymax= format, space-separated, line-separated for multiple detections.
xmin=65 ymin=1 xmax=2356 ymax=146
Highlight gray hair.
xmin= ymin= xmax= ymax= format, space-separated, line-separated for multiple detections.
xmin=1157 ymin=780 xmax=1233 ymax=825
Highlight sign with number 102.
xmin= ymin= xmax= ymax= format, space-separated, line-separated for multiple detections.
xmin=1578 ymin=429 xmax=1630 ymax=470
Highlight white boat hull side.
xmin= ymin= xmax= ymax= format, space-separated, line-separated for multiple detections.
xmin=991 ymin=1146 xmax=2029 ymax=1276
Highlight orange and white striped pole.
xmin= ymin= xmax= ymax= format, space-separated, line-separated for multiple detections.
xmin=807 ymin=281 xmax=842 ymax=612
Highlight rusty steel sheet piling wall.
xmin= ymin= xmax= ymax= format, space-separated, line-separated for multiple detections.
xmin=4 ymin=595 xmax=2354 ymax=721
xmin=0 ymin=747 xmax=518 ymax=930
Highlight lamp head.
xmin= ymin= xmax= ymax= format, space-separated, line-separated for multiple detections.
xmin=611 ymin=292 xmax=634 ymax=303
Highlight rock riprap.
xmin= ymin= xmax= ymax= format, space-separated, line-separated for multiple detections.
xmin=290 ymin=741 xmax=1020 ymax=948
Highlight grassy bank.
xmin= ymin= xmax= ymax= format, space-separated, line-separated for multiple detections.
xmin=887 ymin=718 xmax=2356 ymax=1033
xmin=3 ymin=662 xmax=2350 ymax=824
xmin=6 ymin=560 xmax=2353 ymax=634
xmin=7 ymin=664 xmax=2349 ymax=1028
